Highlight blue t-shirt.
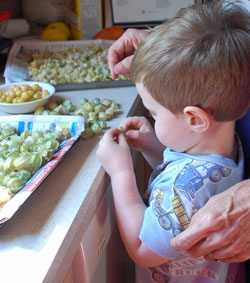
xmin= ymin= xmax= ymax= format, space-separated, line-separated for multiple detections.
xmin=137 ymin=139 xmax=244 ymax=283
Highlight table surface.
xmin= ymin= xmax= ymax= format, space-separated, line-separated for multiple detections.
xmin=0 ymin=86 xmax=139 ymax=283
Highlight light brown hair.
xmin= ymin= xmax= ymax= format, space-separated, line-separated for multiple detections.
xmin=131 ymin=0 xmax=250 ymax=121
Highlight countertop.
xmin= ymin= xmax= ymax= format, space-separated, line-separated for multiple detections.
xmin=0 ymin=86 xmax=140 ymax=283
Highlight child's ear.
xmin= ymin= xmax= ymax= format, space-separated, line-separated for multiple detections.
xmin=183 ymin=106 xmax=211 ymax=133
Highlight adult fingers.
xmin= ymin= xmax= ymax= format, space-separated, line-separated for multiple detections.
xmin=107 ymin=31 xmax=135 ymax=79
xmin=171 ymin=210 xmax=224 ymax=252
xmin=107 ymin=39 xmax=125 ymax=79
xmin=113 ymin=55 xmax=134 ymax=78
xmin=219 ymin=244 xmax=250 ymax=263
xmin=204 ymin=244 xmax=250 ymax=263
xmin=107 ymin=29 xmax=150 ymax=79
xmin=171 ymin=192 xmax=234 ymax=252
xmin=211 ymin=228 xmax=250 ymax=261
xmin=187 ymin=228 xmax=236 ymax=258
xmin=187 ymin=205 xmax=250 ymax=258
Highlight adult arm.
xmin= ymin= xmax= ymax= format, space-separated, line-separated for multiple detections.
xmin=171 ymin=179 xmax=250 ymax=263
xmin=107 ymin=28 xmax=150 ymax=79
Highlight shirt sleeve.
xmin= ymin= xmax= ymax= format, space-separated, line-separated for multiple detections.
xmin=139 ymin=163 xmax=196 ymax=260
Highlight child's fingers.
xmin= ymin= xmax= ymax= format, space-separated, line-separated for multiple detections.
xmin=109 ymin=127 xmax=120 ymax=139
xmin=99 ymin=128 xmax=119 ymax=144
xmin=125 ymin=129 xmax=139 ymax=140
xmin=117 ymin=132 xmax=128 ymax=145
xmin=120 ymin=116 xmax=143 ymax=131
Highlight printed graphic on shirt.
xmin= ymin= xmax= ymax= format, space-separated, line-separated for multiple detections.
xmin=174 ymin=160 xmax=232 ymax=201
xmin=150 ymin=160 xmax=232 ymax=237
xmin=171 ymin=186 xmax=190 ymax=230
xmin=151 ymin=187 xmax=183 ymax=236
xmin=147 ymin=258 xmax=219 ymax=282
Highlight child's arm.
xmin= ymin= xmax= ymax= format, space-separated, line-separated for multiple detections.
xmin=120 ymin=116 xmax=165 ymax=168
xmin=97 ymin=128 xmax=169 ymax=267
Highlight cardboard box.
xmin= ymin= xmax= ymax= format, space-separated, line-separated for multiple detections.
xmin=65 ymin=0 xmax=103 ymax=40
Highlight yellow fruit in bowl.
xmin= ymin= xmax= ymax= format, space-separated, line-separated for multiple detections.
xmin=40 ymin=22 xmax=71 ymax=41
xmin=41 ymin=28 xmax=68 ymax=41
xmin=46 ymin=22 xmax=71 ymax=39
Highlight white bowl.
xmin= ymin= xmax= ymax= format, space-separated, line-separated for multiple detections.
xmin=0 ymin=81 xmax=55 ymax=114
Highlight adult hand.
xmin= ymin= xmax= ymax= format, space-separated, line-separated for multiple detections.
xmin=108 ymin=28 xmax=150 ymax=79
xmin=171 ymin=179 xmax=250 ymax=263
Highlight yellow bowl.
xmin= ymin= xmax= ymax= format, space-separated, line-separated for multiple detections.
xmin=0 ymin=81 xmax=55 ymax=114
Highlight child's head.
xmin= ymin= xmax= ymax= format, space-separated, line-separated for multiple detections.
xmin=131 ymin=0 xmax=250 ymax=122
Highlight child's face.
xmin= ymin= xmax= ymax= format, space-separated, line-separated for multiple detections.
xmin=136 ymin=82 xmax=195 ymax=152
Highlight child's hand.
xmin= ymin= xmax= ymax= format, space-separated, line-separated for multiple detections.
xmin=96 ymin=128 xmax=133 ymax=177
xmin=120 ymin=116 xmax=164 ymax=154
xmin=120 ymin=116 xmax=165 ymax=167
